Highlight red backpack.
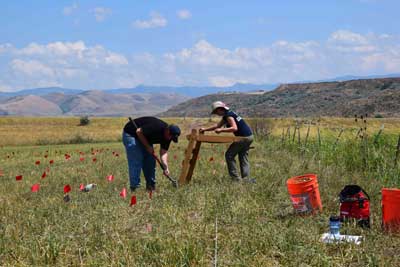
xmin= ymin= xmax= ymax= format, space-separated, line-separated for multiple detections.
xmin=339 ymin=185 xmax=370 ymax=228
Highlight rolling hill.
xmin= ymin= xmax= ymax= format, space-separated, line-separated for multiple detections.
xmin=161 ymin=78 xmax=400 ymax=118
xmin=0 ymin=91 xmax=189 ymax=117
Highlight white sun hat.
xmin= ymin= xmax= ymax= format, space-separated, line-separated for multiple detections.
xmin=211 ymin=101 xmax=229 ymax=114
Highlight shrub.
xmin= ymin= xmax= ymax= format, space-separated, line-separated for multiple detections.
xmin=374 ymin=114 xmax=384 ymax=118
xmin=79 ymin=116 xmax=90 ymax=126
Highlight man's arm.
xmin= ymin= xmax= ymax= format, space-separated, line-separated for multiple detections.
xmin=136 ymin=128 xmax=154 ymax=154
xmin=200 ymin=119 xmax=225 ymax=133
xmin=160 ymin=148 xmax=169 ymax=176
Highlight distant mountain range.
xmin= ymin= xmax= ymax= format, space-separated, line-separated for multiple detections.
xmin=1 ymin=73 xmax=399 ymax=99
xmin=161 ymin=77 xmax=400 ymax=118
xmin=0 ymin=73 xmax=399 ymax=117
xmin=0 ymin=90 xmax=189 ymax=117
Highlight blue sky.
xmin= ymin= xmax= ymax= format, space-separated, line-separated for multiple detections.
xmin=0 ymin=0 xmax=399 ymax=91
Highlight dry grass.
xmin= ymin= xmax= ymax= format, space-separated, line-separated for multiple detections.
xmin=1 ymin=117 xmax=400 ymax=266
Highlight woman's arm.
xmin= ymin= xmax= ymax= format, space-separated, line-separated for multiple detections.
xmin=215 ymin=116 xmax=237 ymax=134
xmin=200 ymin=119 xmax=225 ymax=133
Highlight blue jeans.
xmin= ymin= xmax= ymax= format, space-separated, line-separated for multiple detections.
xmin=122 ymin=131 xmax=156 ymax=189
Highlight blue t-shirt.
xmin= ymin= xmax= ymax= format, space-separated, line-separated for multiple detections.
xmin=223 ymin=110 xmax=253 ymax=137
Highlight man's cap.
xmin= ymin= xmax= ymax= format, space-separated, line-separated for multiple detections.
xmin=168 ymin=124 xmax=181 ymax=143
xmin=211 ymin=101 xmax=229 ymax=114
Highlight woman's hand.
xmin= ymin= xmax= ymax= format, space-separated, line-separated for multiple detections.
xmin=215 ymin=128 xmax=223 ymax=134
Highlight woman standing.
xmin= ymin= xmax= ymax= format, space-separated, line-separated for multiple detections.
xmin=200 ymin=101 xmax=254 ymax=182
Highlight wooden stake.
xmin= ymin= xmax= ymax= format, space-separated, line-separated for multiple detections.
xmin=395 ymin=134 xmax=400 ymax=167
xmin=179 ymin=129 xmax=197 ymax=185
xmin=373 ymin=124 xmax=385 ymax=145
xmin=292 ymin=127 xmax=297 ymax=143
xmin=297 ymin=126 xmax=301 ymax=145
xmin=355 ymin=127 xmax=362 ymax=139
xmin=317 ymin=127 xmax=321 ymax=146
xmin=186 ymin=140 xmax=202 ymax=183
xmin=304 ymin=126 xmax=310 ymax=147
xmin=333 ymin=128 xmax=344 ymax=149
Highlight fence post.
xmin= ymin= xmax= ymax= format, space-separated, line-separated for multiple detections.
xmin=297 ymin=126 xmax=301 ymax=145
xmin=373 ymin=124 xmax=385 ymax=145
xmin=395 ymin=134 xmax=400 ymax=167
xmin=304 ymin=126 xmax=310 ymax=147
xmin=333 ymin=128 xmax=344 ymax=150
xmin=317 ymin=127 xmax=321 ymax=147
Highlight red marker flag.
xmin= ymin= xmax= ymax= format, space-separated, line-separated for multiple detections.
xmin=31 ymin=184 xmax=40 ymax=192
xmin=49 ymin=160 xmax=54 ymax=164
xmin=35 ymin=160 xmax=41 ymax=165
xmin=79 ymin=184 xmax=84 ymax=191
xmin=149 ymin=190 xmax=153 ymax=199
xmin=107 ymin=175 xmax=114 ymax=182
xmin=130 ymin=195 xmax=137 ymax=206
xmin=64 ymin=184 xmax=71 ymax=194
xmin=92 ymin=158 xmax=97 ymax=162
xmin=41 ymin=171 xmax=47 ymax=179
xmin=16 ymin=175 xmax=23 ymax=181
xmin=120 ymin=188 xmax=127 ymax=198
xmin=80 ymin=157 xmax=84 ymax=161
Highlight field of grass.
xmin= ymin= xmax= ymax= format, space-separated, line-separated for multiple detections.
xmin=1 ymin=117 xmax=400 ymax=266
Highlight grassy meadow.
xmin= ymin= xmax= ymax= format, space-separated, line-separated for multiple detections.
xmin=1 ymin=116 xmax=400 ymax=266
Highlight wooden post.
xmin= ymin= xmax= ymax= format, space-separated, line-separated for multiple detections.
xmin=333 ymin=128 xmax=344 ymax=149
xmin=355 ymin=127 xmax=362 ymax=139
xmin=304 ymin=126 xmax=310 ymax=147
xmin=179 ymin=129 xmax=197 ymax=185
xmin=317 ymin=127 xmax=321 ymax=147
xmin=178 ymin=129 xmax=245 ymax=185
xmin=292 ymin=127 xmax=297 ymax=143
xmin=297 ymin=126 xmax=301 ymax=145
xmin=395 ymin=134 xmax=400 ymax=167
xmin=186 ymin=139 xmax=202 ymax=183
xmin=373 ymin=124 xmax=384 ymax=145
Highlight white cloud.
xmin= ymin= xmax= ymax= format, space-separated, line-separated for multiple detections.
xmin=92 ymin=7 xmax=112 ymax=22
xmin=177 ymin=9 xmax=192 ymax=20
xmin=11 ymin=59 xmax=55 ymax=77
xmin=0 ymin=41 xmax=131 ymax=91
xmin=0 ymin=30 xmax=399 ymax=91
xmin=132 ymin=12 xmax=167 ymax=29
xmin=63 ymin=3 xmax=78 ymax=16
xmin=105 ymin=52 xmax=128 ymax=65
xmin=209 ymin=76 xmax=246 ymax=87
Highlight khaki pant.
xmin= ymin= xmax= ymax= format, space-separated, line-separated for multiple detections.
xmin=225 ymin=135 xmax=253 ymax=181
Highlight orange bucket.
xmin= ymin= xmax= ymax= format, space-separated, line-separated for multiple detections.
xmin=287 ymin=174 xmax=322 ymax=214
xmin=382 ymin=188 xmax=400 ymax=232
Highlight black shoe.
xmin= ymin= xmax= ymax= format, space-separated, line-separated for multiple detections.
xmin=242 ymin=177 xmax=256 ymax=184
xmin=130 ymin=185 xmax=140 ymax=192
xmin=146 ymin=184 xmax=155 ymax=191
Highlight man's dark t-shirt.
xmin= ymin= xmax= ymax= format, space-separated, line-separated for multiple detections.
xmin=124 ymin=117 xmax=171 ymax=150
